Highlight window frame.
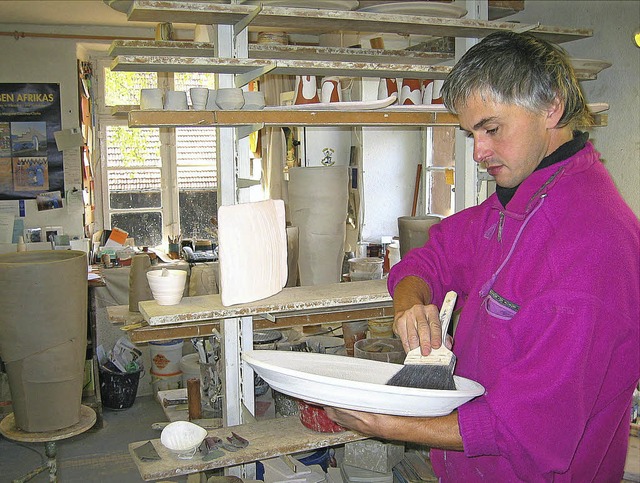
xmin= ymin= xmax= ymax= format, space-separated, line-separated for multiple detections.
xmin=93 ymin=57 xmax=216 ymax=249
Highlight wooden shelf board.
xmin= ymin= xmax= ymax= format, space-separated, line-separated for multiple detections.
xmin=127 ymin=1 xmax=591 ymax=44
xmin=111 ymin=54 xmax=451 ymax=80
xmin=138 ymin=279 xmax=391 ymax=326
xmin=129 ymin=416 xmax=367 ymax=481
xmin=111 ymin=53 xmax=601 ymax=82
xmin=127 ymin=305 xmax=394 ymax=344
xmin=109 ymin=40 xmax=452 ymax=66
xmin=128 ymin=109 xmax=459 ymax=127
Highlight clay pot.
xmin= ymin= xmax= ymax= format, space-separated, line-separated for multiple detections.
xmin=0 ymin=251 xmax=88 ymax=432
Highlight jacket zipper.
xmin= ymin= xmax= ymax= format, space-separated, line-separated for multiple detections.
xmin=497 ymin=211 xmax=505 ymax=242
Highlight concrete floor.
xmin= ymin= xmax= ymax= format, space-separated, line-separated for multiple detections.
xmin=0 ymin=395 xmax=182 ymax=483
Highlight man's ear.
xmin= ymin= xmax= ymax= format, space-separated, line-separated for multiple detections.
xmin=545 ymin=96 xmax=565 ymax=128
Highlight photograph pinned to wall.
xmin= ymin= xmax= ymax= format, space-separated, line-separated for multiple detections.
xmin=0 ymin=83 xmax=64 ymax=200
xmin=36 ymin=190 xmax=63 ymax=211
xmin=24 ymin=227 xmax=42 ymax=243
xmin=43 ymin=225 xmax=63 ymax=243
xmin=13 ymin=157 xmax=48 ymax=191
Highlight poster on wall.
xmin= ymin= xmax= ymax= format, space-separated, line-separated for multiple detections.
xmin=0 ymin=83 xmax=64 ymax=200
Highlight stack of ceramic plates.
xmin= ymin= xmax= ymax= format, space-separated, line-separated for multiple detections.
xmin=341 ymin=464 xmax=393 ymax=483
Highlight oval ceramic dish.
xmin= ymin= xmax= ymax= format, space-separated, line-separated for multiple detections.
xmin=242 ymin=350 xmax=484 ymax=416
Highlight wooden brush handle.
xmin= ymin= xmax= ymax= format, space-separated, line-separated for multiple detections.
xmin=439 ymin=291 xmax=458 ymax=340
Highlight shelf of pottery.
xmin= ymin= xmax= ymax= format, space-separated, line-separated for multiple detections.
xmin=109 ymin=1 xmax=610 ymax=128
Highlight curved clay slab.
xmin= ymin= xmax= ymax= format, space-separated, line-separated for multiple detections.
xmin=218 ymin=199 xmax=287 ymax=306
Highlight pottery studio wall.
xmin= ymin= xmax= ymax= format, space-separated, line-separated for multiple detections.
xmin=0 ymin=32 xmax=84 ymax=249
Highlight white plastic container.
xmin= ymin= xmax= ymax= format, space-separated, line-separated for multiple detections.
xmin=180 ymin=353 xmax=201 ymax=387
xmin=149 ymin=339 xmax=184 ymax=376
xmin=150 ymin=372 xmax=182 ymax=394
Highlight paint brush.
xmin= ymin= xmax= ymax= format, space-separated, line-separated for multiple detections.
xmin=386 ymin=290 xmax=458 ymax=390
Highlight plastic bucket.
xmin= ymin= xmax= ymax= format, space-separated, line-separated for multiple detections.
xmin=150 ymin=372 xmax=182 ymax=394
xmin=99 ymin=367 xmax=142 ymax=410
xmin=149 ymin=339 xmax=183 ymax=376
xmin=179 ymin=353 xmax=201 ymax=387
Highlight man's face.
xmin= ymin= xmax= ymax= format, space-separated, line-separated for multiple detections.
xmin=457 ymin=93 xmax=557 ymax=189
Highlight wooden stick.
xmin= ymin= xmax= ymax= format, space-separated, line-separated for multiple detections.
xmin=187 ymin=378 xmax=202 ymax=421
xmin=411 ymin=164 xmax=423 ymax=217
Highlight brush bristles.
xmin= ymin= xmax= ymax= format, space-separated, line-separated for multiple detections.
xmin=386 ymin=355 xmax=457 ymax=390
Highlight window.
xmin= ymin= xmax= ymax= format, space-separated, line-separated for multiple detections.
xmin=96 ymin=60 xmax=217 ymax=248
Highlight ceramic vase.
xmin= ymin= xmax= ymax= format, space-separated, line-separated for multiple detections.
xmin=294 ymin=75 xmax=319 ymax=105
xmin=397 ymin=215 xmax=442 ymax=259
xmin=129 ymin=253 xmax=153 ymax=312
xmin=0 ymin=251 xmax=87 ymax=432
xmin=288 ymin=166 xmax=349 ymax=286
xmin=399 ymin=78 xmax=422 ymax=105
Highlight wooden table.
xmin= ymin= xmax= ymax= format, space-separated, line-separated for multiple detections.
xmin=129 ymin=416 xmax=367 ymax=481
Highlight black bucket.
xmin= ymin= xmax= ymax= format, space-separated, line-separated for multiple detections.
xmin=99 ymin=367 xmax=142 ymax=410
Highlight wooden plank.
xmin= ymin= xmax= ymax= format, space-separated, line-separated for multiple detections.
xmin=249 ymin=44 xmax=451 ymax=65
xmin=108 ymin=40 xmax=452 ymax=65
xmin=127 ymin=1 xmax=591 ymax=43
xmin=111 ymin=53 xmax=601 ymax=82
xmin=129 ymin=416 xmax=368 ymax=481
xmin=111 ymin=54 xmax=450 ymax=79
xmin=128 ymin=109 xmax=459 ymax=128
xmin=128 ymin=305 xmax=394 ymax=343
xmin=106 ymin=305 xmax=145 ymax=326
xmin=139 ymin=279 xmax=391 ymax=326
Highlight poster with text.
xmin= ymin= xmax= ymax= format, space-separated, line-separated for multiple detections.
xmin=0 ymin=83 xmax=63 ymax=200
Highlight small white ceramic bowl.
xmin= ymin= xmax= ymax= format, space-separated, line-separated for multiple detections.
xmin=160 ymin=421 xmax=207 ymax=459
xmin=242 ymin=91 xmax=266 ymax=110
xmin=147 ymin=269 xmax=187 ymax=305
xmin=215 ymin=88 xmax=244 ymax=110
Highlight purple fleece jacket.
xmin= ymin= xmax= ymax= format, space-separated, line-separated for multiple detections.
xmin=388 ymin=142 xmax=640 ymax=482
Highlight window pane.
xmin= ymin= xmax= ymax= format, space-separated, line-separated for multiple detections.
xmin=111 ymin=211 xmax=162 ymax=248
xmin=106 ymin=126 xmax=160 ymax=168
xmin=104 ymin=69 xmax=157 ymax=106
xmin=179 ymin=191 xmax=217 ymax=240
xmin=174 ymin=72 xmax=217 ymax=101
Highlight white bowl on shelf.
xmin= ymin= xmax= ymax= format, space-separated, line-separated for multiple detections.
xmin=242 ymin=91 xmax=266 ymax=110
xmin=160 ymin=421 xmax=207 ymax=459
xmin=215 ymin=88 xmax=245 ymax=110
xmin=147 ymin=269 xmax=187 ymax=305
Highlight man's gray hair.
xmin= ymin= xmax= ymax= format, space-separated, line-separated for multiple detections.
xmin=441 ymin=31 xmax=592 ymax=128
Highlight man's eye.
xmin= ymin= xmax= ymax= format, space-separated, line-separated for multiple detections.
xmin=486 ymin=127 xmax=498 ymax=135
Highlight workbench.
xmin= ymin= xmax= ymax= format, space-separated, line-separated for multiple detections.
xmin=123 ymin=279 xmax=391 ymax=480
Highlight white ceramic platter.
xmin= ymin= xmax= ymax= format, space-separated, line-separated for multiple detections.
xmin=265 ymin=94 xmax=398 ymax=111
xmin=242 ymin=350 xmax=484 ymax=416
xmin=357 ymin=1 xmax=467 ymax=18
xmin=240 ymin=0 xmax=359 ymax=10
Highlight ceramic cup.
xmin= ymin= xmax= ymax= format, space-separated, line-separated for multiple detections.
xmin=140 ymin=88 xmax=164 ymax=110
xmin=205 ymin=89 xmax=218 ymax=110
xmin=421 ymin=79 xmax=434 ymax=105
xmin=321 ymin=76 xmax=342 ymax=103
xmin=215 ymin=88 xmax=244 ymax=110
xmin=399 ymin=78 xmax=422 ymax=106
xmin=341 ymin=77 xmax=354 ymax=102
xmin=242 ymin=91 xmax=266 ymax=110
xmin=189 ymin=87 xmax=209 ymax=110
xmin=164 ymin=90 xmax=188 ymax=110
xmin=377 ymin=77 xmax=398 ymax=102
xmin=294 ymin=75 xmax=319 ymax=105
xmin=432 ymin=79 xmax=445 ymax=104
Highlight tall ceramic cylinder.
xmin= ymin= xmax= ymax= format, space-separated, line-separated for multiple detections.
xmin=0 ymin=251 xmax=88 ymax=432
xmin=129 ymin=253 xmax=153 ymax=312
xmin=288 ymin=166 xmax=349 ymax=286
xmin=397 ymin=215 xmax=442 ymax=259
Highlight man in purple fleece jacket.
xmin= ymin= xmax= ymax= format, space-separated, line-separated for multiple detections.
xmin=325 ymin=32 xmax=640 ymax=481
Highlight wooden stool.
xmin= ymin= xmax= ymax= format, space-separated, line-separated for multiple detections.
xmin=0 ymin=405 xmax=96 ymax=483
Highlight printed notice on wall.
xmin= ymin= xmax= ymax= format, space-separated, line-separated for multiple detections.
xmin=0 ymin=83 xmax=64 ymax=200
